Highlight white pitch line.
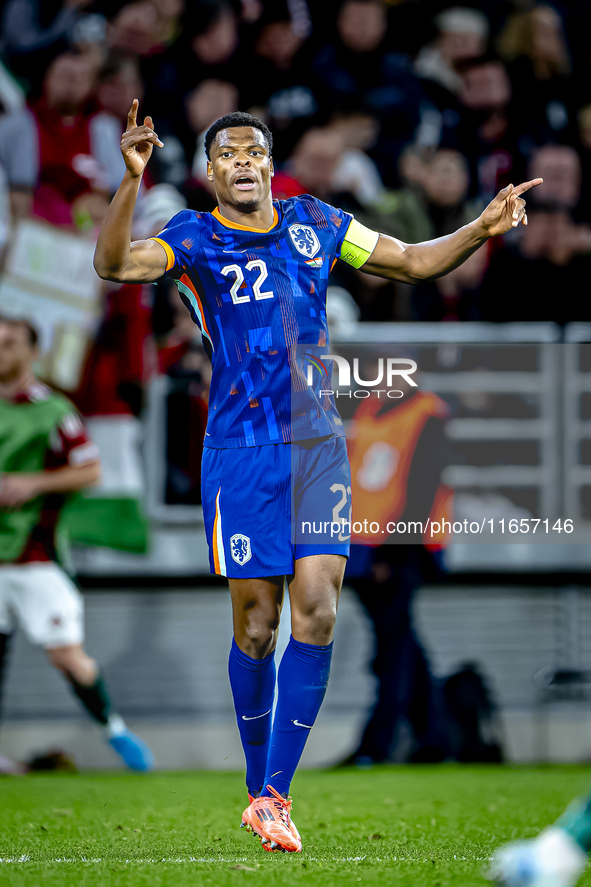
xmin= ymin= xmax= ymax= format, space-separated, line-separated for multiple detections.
xmin=0 ymin=856 xmax=492 ymax=864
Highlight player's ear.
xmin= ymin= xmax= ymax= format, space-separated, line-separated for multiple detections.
xmin=270 ymin=157 xmax=274 ymax=177
xmin=207 ymin=159 xmax=213 ymax=181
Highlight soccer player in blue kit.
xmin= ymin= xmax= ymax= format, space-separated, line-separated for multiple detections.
xmin=94 ymin=100 xmax=540 ymax=853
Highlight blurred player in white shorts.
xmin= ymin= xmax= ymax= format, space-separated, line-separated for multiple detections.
xmin=0 ymin=317 xmax=153 ymax=773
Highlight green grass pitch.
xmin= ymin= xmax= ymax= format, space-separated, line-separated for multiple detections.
xmin=2 ymin=766 xmax=591 ymax=887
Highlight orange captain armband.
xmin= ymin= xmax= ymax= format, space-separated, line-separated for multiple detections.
xmin=149 ymin=236 xmax=175 ymax=272
xmin=339 ymin=219 xmax=380 ymax=269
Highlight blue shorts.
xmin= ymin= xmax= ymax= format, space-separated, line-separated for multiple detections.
xmin=202 ymin=436 xmax=351 ymax=578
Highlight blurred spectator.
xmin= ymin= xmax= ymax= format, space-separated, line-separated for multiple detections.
xmin=151 ymin=0 xmax=184 ymax=45
xmin=480 ymin=207 xmax=591 ymax=323
xmin=481 ymin=142 xmax=591 ymax=323
xmin=239 ymin=17 xmax=321 ymax=163
xmin=498 ymin=5 xmax=577 ymax=146
xmin=415 ymin=247 xmax=490 ymax=321
xmin=421 ymin=148 xmax=474 ymax=236
xmin=76 ymin=182 xmax=186 ymax=419
xmin=480 ymin=156 xmax=584 ymax=318
xmin=459 ymin=59 xmax=523 ymax=201
xmin=410 ymin=148 xmax=488 ymax=320
xmin=526 ymin=143 xmax=584 ymax=215
xmin=97 ymin=53 xmax=144 ymax=122
xmin=282 ymin=127 xmax=345 ymax=202
xmin=312 ymin=0 xmax=424 ymax=184
xmin=75 ymin=282 xmax=155 ymax=419
xmin=327 ymin=110 xmax=385 ymax=208
xmin=0 ymin=0 xmax=91 ymax=89
xmin=107 ymin=2 xmax=165 ymax=57
xmin=579 ymin=105 xmax=591 ymax=154
xmin=132 ymin=180 xmax=186 ymax=241
xmin=186 ymin=79 xmax=239 ymax=201
xmin=135 ymin=1 xmax=239 ymax=183
xmin=282 ymin=123 xmax=392 ymax=217
xmin=0 ymin=59 xmax=25 ymax=117
xmin=0 ymin=51 xmax=123 ymax=225
xmin=578 ymin=105 xmax=591 ymax=220
xmin=188 ymin=0 xmax=239 ymax=69
xmin=415 ymin=7 xmax=489 ymax=111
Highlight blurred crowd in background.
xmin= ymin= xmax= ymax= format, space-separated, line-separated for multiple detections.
xmin=0 ymin=0 xmax=591 ymax=500
xmin=2 ymin=0 xmax=585 ymax=768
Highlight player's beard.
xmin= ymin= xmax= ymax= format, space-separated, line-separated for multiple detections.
xmin=234 ymin=194 xmax=260 ymax=211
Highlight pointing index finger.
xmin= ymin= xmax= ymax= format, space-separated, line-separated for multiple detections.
xmin=127 ymin=98 xmax=139 ymax=130
xmin=513 ymin=178 xmax=544 ymax=197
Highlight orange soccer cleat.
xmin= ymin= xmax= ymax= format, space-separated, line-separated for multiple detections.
xmin=240 ymin=785 xmax=302 ymax=852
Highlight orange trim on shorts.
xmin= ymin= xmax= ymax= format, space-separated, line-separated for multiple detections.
xmin=213 ymin=487 xmax=222 ymax=574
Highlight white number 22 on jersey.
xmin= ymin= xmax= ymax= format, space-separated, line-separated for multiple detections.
xmin=221 ymin=260 xmax=274 ymax=304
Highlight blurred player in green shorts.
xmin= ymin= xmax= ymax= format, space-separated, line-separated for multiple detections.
xmin=0 ymin=316 xmax=153 ymax=773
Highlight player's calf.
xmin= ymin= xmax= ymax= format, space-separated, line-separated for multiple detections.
xmin=46 ymin=644 xmax=154 ymax=771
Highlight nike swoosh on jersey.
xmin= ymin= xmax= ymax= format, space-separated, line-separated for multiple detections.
xmin=242 ymin=710 xmax=271 ymax=721
xmin=292 ymin=719 xmax=313 ymax=729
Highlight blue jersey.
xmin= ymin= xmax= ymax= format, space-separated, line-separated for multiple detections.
xmin=152 ymin=195 xmax=353 ymax=448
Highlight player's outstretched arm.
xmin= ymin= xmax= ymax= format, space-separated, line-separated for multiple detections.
xmin=94 ymin=99 xmax=167 ymax=283
xmin=360 ymin=179 xmax=543 ymax=285
xmin=0 ymin=462 xmax=101 ymax=508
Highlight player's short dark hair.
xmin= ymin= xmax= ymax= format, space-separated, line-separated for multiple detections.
xmin=204 ymin=113 xmax=273 ymax=160
xmin=0 ymin=316 xmax=39 ymax=347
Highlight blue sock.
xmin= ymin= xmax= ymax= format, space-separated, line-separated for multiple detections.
xmin=262 ymin=635 xmax=333 ymax=797
xmin=228 ymin=639 xmax=276 ymax=796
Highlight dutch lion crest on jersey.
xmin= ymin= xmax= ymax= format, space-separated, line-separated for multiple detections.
xmin=289 ymin=224 xmax=320 ymax=259
xmin=230 ymin=533 xmax=252 ymax=565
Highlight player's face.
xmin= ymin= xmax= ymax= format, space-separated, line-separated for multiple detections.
xmin=207 ymin=127 xmax=274 ymax=210
xmin=0 ymin=324 xmax=36 ymax=382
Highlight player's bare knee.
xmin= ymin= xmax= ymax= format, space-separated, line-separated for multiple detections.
xmin=243 ymin=614 xmax=280 ymax=655
xmin=292 ymin=601 xmax=337 ymax=645
xmin=235 ymin=605 xmax=279 ymax=658
xmin=237 ymin=629 xmax=276 ymax=659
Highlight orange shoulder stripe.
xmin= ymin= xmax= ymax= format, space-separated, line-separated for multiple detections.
xmin=149 ymin=237 xmax=175 ymax=272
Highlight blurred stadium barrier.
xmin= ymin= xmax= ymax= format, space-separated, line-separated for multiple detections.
xmin=5 ymin=583 xmax=591 ymax=766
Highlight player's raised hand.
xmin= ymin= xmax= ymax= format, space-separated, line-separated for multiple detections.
xmin=479 ymin=179 xmax=544 ymax=237
xmin=120 ymin=99 xmax=164 ymax=178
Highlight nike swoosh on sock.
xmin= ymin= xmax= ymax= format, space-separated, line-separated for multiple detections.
xmin=292 ymin=720 xmax=313 ymax=729
xmin=242 ymin=710 xmax=271 ymax=721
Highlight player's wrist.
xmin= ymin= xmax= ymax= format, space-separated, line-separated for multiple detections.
xmin=472 ymin=215 xmax=492 ymax=240
xmin=123 ymin=166 xmax=144 ymax=182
